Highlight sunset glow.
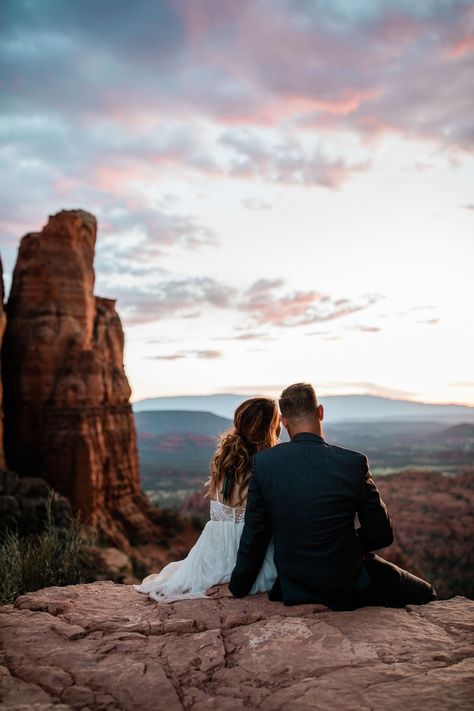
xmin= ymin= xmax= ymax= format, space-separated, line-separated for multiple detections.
xmin=1 ymin=0 xmax=473 ymax=405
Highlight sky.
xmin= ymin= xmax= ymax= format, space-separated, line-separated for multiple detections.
xmin=1 ymin=0 xmax=473 ymax=405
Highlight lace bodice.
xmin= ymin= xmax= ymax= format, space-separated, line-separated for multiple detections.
xmin=210 ymin=499 xmax=245 ymax=523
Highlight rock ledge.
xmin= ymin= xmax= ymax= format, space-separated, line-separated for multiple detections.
xmin=0 ymin=582 xmax=473 ymax=710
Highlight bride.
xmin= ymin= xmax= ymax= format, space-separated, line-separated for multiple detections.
xmin=134 ymin=397 xmax=280 ymax=602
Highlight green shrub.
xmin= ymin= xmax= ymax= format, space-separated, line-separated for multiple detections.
xmin=0 ymin=492 xmax=95 ymax=605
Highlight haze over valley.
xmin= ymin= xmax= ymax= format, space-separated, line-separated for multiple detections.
xmin=134 ymin=394 xmax=474 ymax=507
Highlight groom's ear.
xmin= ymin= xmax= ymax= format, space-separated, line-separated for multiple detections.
xmin=318 ymin=404 xmax=324 ymax=421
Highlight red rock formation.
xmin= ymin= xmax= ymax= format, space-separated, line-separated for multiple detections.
xmin=0 ymin=256 xmax=6 ymax=469
xmin=377 ymin=469 xmax=474 ymax=598
xmin=1 ymin=210 xmax=195 ymax=558
xmin=0 ymin=583 xmax=473 ymax=709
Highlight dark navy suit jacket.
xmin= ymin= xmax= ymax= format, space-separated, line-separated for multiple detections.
xmin=229 ymin=432 xmax=394 ymax=610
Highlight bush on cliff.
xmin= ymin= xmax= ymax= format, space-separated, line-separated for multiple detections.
xmin=0 ymin=492 xmax=95 ymax=604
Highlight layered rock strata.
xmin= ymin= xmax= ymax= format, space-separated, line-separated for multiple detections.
xmin=0 ymin=257 xmax=6 ymax=469
xmin=1 ymin=210 xmax=192 ymax=556
xmin=0 ymin=583 xmax=473 ymax=710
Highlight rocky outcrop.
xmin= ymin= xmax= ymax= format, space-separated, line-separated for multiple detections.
xmin=0 ymin=210 xmax=196 ymax=559
xmin=0 ymin=583 xmax=473 ymax=710
xmin=0 ymin=469 xmax=72 ymax=535
xmin=0 ymin=256 xmax=6 ymax=469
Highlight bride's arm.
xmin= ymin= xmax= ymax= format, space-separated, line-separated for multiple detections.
xmin=229 ymin=466 xmax=271 ymax=598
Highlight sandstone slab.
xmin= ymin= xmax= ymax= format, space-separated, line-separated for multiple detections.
xmin=0 ymin=581 xmax=473 ymax=710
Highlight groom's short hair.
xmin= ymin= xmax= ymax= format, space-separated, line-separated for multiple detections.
xmin=279 ymin=383 xmax=319 ymax=419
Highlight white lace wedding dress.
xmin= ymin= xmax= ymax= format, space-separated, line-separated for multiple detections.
xmin=133 ymin=496 xmax=277 ymax=603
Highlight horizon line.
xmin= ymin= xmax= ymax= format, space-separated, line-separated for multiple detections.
xmin=130 ymin=391 xmax=474 ymax=409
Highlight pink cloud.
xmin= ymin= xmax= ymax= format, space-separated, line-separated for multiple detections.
xmin=357 ymin=325 xmax=381 ymax=333
xmin=448 ymin=36 xmax=474 ymax=58
xmin=237 ymin=279 xmax=379 ymax=328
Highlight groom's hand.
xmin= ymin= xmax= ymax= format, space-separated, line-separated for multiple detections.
xmin=206 ymin=584 xmax=233 ymax=598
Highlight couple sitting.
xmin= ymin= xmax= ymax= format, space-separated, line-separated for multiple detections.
xmin=134 ymin=383 xmax=436 ymax=610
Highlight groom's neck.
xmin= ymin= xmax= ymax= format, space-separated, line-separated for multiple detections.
xmin=287 ymin=418 xmax=323 ymax=439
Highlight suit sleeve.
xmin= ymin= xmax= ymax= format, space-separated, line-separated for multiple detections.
xmin=357 ymin=456 xmax=394 ymax=553
xmin=229 ymin=458 xmax=272 ymax=598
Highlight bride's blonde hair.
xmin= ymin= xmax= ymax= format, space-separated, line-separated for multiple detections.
xmin=205 ymin=397 xmax=280 ymax=507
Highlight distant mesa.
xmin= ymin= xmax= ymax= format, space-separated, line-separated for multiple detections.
xmin=135 ymin=409 xmax=232 ymax=436
xmin=133 ymin=393 xmax=474 ymax=422
xmin=436 ymin=423 xmax=474 ymax=441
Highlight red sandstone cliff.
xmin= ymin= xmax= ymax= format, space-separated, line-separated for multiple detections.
xmin=0 ymin=257 xmax=5 ymax=469
xmin=1 ymin=210 xmax=196 ymax=561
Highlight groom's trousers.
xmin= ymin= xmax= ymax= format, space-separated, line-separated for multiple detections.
xmin=361 ymin=553 xmax=437 ymax=607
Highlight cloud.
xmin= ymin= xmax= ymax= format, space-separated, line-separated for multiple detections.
xmin=242 ymin=197 xmax=272 ymax=210
xmin=215 ymin=381 xmax=419 ymax=399
xmin=216 ymin=384 xmax=283 ymax=396
xmin=218 ymin=331 xmax=274 ymax=341
xmin=112 ymin=277 xmax=236 ymax=325
xmin=2 ymin=0 xmax=472 ymax=280
xmin=150 ymin=354 xmax=185 ymax=361
xmin=103 ymin=269 xmax=379 ymax=332
xmin=356 ymin=325 xmax=381 ymax=333
xmin=102 ymin=206 xmax=217 ymax=251
xmin=193 ymin=349 xmax=223 ymax=359
xmin=220 ymin=130 xmax=371 ymax=188
xmin=176 ymin=1 xmax=474 ymax=151
xmin=321 ymin=382 xmax=418 ymax=399
xmin=1 ymin=0 xmax=471 ymax=211
xmin=150 ymin=349 xmax=223 ymax=360
xmin=237 ymin=279 xmax=380 ymax=327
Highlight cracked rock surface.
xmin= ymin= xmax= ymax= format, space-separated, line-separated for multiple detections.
xmin=1 ymin=581 xmax=473 ymax=710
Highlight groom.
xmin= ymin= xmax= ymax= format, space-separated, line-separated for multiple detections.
xmin=227 ymin=382 xmax=436 ymax=610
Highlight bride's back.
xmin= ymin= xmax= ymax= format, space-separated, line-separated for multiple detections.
xmin=210 ymin=497 xmax=246 ymax=523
